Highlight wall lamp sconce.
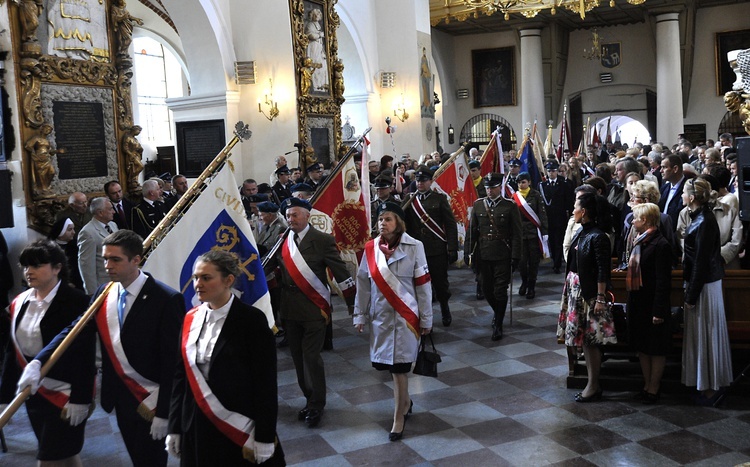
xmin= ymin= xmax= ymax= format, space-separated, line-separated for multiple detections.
xmin=393 ymin=94 xmax=409 ymax=123
xmin=448 ymin=124 xmax=454 ymax=144
xmin=258 ymin=78 xmax=279 ymax=121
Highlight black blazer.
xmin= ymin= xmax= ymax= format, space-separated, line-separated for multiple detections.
xmin=112 ymin=198 xmax=136 ymax=230
xmin=131 ymin=201 xmax=165 ymax=239
xmin=35 ymin=274 xmax=185 ymax=419
xmin=567 ymin=223 xmax=612 ymax=302
xmin=540 ymin=178 xmax=574 ymax=227
xmin=659 ymin=178 xmax=686 ymax=230
xmin=169 ymin=298 xmax=278 ymax=444
xmin=0 ymin=284 xmax=95 ymax=405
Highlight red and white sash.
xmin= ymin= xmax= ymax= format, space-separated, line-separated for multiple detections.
xmin=281 ymin=234 xmax=332 ymax=320
xmin=9 ymin=292 xmax=71 ymax=409
xmin=411 ymin=194 xmax=447 ymax=243
xmin=511 ymin=191 xmax=550 ymax=258
xmin=95 ymin=287 xmax=159 ymax=420
xmin=364 ymin=239 xmax=426 ymax=340
xmin=181 ymin=305 xmax=255 ymax=448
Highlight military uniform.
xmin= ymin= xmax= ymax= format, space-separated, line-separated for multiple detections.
xmin=131 ymin=199 xmax=165 ymax=239
xmin=517 ymin=186 xmax=548 ymax=299
xmin=540 ymin=168 xmax=574 ymax=272
xmin=402 ymin=166 xmax=458 ymax=326
xmin=466 ymin=173 xmax=523 ymax=340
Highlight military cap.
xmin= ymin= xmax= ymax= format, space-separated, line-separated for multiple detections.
xmin=373 ymin=178 xmax=392 ymax=189
xmin=545 ymin=161 xmax=560 ymax=171
xmin=291 ymin=183 xmax=314 ymax=193
xmin=159 ymin=172 xmax=173 ymax=182
xmin=483 ymin=172 xmax=504 ymax=188
xmin=306 ymin=162 xmax=323 ymax=173
xmin=468 ymin=160 xmax=481 ymax=170
xmin=245 ymin=194 xmax=268 ymax=203
xmin=275 ymin=165 xmax=291 ymax=175
xmin=281 ymin=197 xmax=312 ymax=214
xmin=375 ymin=201 xmax=405 ymax=220
xmin=415 ymin=165 xmax=433 ymax=181
xmin=257 ymin=201 xmax=279 ymax=213
xmin=508 ymin=159 xmax=522 ymax=167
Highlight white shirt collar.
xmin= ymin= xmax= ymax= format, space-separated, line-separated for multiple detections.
xmin=30 ymin=280 xmax=62 ymax=305
xmin=122 ymin=270 xmax=148 ymax=299
xmin=295 ymin=224 xmax=311 ymax=242
xmin=205 ymin=294 xmax=234 ymax=324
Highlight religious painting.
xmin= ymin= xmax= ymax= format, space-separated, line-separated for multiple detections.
xmin=601 ymin=42 xmax=621 ymax=69
xmin=472 ymin=47 xmax=516 ymax=108
xmin=419 ymin=45 xmax=435 ymax=119
xmin=290 ymin=0 xmax=344 ymax=169
xmin=716 ymin=29 xmax=750 ymax=95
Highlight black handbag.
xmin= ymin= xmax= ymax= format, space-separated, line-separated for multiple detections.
xmin=413 ymin=333 xmax=441 ymax=377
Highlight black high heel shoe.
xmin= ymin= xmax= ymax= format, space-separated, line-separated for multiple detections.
xmin=389 ymin=414 xmax=407 ymax=441
xmin=574 ymin=388 xmax=603 ymax=403
xmin=404 ymin=400 xmax=414 ymax=420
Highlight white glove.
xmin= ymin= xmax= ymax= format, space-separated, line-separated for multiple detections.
xmin=150 ymin=416 xmax=168 ymax=440
xmin=165 ymin=434 xmax=181 ymax=458
xmin=17 ymin=360 xmax=42 ymax=395
xmin=254 ymin=440 xmax=276 ymax=464
xmin=62 ymin=402 xmax=89 ymax=426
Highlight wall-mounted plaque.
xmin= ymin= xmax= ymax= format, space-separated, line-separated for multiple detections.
xmin=52 ymin=101 xmax=108 ymax=179
xmin=176 ymin=120 xmax=226 ymax=177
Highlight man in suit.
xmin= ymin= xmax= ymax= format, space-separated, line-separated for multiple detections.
xmin=263 ymin=198 xmax=355 ymax=428
xmin=78 ymin=197 xmax=119 ymax=295
xmin=131 ymin=179 xmax=165 ymax=239
xmin=164 ymin=174 xmax=189 ymax=210
xmin=272 ymin=166 xmax=293 ymax=203
xmin=659 ymin=154 xmax=686 ymax=231
xmin=19 ymin=230 xmax=185 ymax=467
xmin=402 ymin=166 xmax=458 ymax=326
xmin=55 ymin=192 xmax=92 ymax=235
xmin=540 ymin=161 xmax=574 ymax=273
xmin=105 ymin=180 xmax=135 ymax=230
xmin=505 ymin=159 xmax=521 ymax=192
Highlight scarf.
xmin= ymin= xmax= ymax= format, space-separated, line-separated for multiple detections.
xmin=378 ymin=234 xmax=401 ymax=261
xmin=518 ymin=186 xmax=531 ymax=198
xmin=626 ymin=227 xmax=655 ymax=291
xmin=473 ymin=176 xmax=482 ymax=188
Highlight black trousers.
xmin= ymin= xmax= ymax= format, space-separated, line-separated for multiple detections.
xmin=480 ymin=259 xmax=511 ymax=313
xmin=114 ymin=403 xmax=167 ymax=467
xmin=548 ymin=222 xmax=565 ymax=270
xmin=285 ymin=317 xmax=327 ymax=410
xmin=519 ymin=238 xmax=542 ymax=285
xmin=426 ymin=253 xmax=451 ymax=303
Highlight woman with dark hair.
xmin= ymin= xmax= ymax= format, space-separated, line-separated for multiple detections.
xmin=680 ymin=178 xmax=732 ymax=404
xmin=557 ymin=193 xmax=616 ymax=402
xmin=0 ymin=239 xmax=95 ymax=467
xmin=167 ymin=249 xmax=284 ymax=465
xmin=354 ymin=202 xmax=433 ymax=441
xmin=626 ymin=203 xmax=673 ymax=403
xmin=47 ymin=217 xmax=84 ymax=291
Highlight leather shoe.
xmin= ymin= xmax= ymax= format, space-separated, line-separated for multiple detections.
xmin=305 ymin=409 xmax=322 ymax=427
xmin=574 ymin=389 xmax=603 ymax=403
xmin=404 ymin=400 xmax=414 ymax=420
xmin=526 ymin=288 xmax=535 ymax=299
xmin=441 ymin=303 xmax=452 ymax=327
xmin=297 ymin=408 xmax=310 ymax=421
xmin=518 ymin=284 xmax=527 ymax=296
xmin=491 ymin=324 xmax=503 ymax=341
xmin=389 ymin=414 xmax=407 ymax=441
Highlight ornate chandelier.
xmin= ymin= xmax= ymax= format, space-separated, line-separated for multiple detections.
xmin=431 ymin=0 xmax=647 ymax=24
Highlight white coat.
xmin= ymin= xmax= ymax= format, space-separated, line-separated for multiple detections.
xmin=353 ymin=233 xmax=433 ymax=365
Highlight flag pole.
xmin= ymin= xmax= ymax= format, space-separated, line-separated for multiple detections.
xmin=260 ymin=127 xmax=372 ymax=268
xmin=0 ymin=122 xmax=255 ymax=430
xmin=401 ymin=144 xmax=467 ymax=213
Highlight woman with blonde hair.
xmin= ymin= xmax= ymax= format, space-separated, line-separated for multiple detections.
xmin=680 ymin=177 xmax=732 ymax=404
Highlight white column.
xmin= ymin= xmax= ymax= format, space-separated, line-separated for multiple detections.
xmin=655 ymin=13 xmax=683 ymax=145
xmin=519 ymin=29 xmax=546 ymax=134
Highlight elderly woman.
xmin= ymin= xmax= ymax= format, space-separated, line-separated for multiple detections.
xmin=0 ymin=240 xmax=95 ymax=467
xmin=167 ymin=249 xmax=284 ymax=465
xmin=47 ymin=217 xmax=84 ymax=291
xmin=354 ymin=202 xmax=433 ymax=441
xmin=680 ymin=178 xmax=733 ymax=404
xmin=626 ymin=203 xmax=673 ymax=404
xmin=557 ymin=193 xmax=615 ymax=402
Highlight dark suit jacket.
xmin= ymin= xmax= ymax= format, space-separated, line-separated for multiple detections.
xmin=112 ymin=198 xmax=136 ymax=230
xmin=35 ymin=274 xmax=185 ymax=420
xmin=131 ymin=200 xmax=165 ymax=239
xmin=659 ymin=178 xmax=686 ymax=231
xmin=169 ymin=299 xmax=278 ymax=444
xmin=540 ymin=178 xmax=574 ymax=228
xmin=402 ymin=191 xmax=459 ymax=257
xmin=0 ymin=284 xmax=95 ymax=405
xmin=264 ymin=226 xmax=354 ymax=321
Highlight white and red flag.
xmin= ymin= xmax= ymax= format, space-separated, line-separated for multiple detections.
xmin=432 ymin=149 xmax=477 ymax=264
xmin=479 ymin=128 xmax=503 ymax=175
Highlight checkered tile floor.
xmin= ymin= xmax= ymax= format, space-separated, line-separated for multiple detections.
xmin=3 ymin=265 xmax=750 ymax=466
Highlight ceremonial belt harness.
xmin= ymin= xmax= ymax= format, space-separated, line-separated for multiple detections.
xmin=411 ymin=194 xmax=447 ymax=243
xmin=511 ymin=191 xmax=550 ymax=258
xmin=96 ymin=288 xmax=159 ymax=421
xmin=9 ymin=291 xmax=71 ymax=409
xmin=364 ymin=239 xmax=429 ymax=341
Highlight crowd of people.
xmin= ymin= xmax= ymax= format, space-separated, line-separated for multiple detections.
xmin=0 ymin=132 xmax=743 ymax=465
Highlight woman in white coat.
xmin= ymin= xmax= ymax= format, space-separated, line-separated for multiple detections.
xmin=354 ymin=202 xmax=433 ymax=442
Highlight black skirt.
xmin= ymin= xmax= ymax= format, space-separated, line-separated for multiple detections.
xmin=26 ymin=394 xmax=86 ymax=460
xmin=372 ymin=362 xmax=412 ymax=374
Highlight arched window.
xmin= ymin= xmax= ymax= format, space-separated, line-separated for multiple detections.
xmin=133 ymin=36 xmax=184 ymax=146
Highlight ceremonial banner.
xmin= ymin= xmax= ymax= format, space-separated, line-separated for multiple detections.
xmin=479 ymin=130 xmax=503 ymax=175
xmin=313 ymin=154 xmax=370 ymax=278
xmin=142 ymin=163 xmax=274 ymax=328
xmin=518 ymin=136 xmax=542 ymax=188
xmin=433 ymin=153 xmax=477 ymax=264
xmin=531 ymin=122 xmax=548 ymax=179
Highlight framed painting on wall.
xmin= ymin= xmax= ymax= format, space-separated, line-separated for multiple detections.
xmin=716 ymin=29 xmax=750 ymax=95
xmin=472 ymin=47 xmax=516 ymax=108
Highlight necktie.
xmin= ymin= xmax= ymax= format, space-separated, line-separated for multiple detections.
xmin=294 ymin=233 xmax=300 ymax=246
xmin=116 ymin=203 xmax=126 ymax=225
xmin=118 ymin=288 xmax=128 ymax=326
xmin=419 ymin=193 xmax=426 ymax=201
xmin=105 ymin=224 xmax=113 ymax=234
